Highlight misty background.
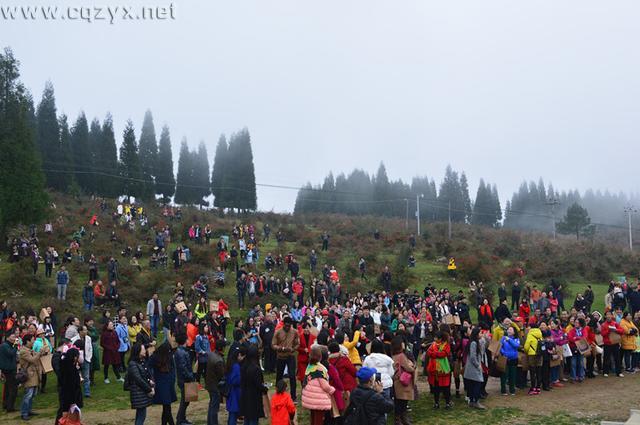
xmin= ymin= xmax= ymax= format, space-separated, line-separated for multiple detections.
xmin=2 ymin=0 xmax=639 ymax=214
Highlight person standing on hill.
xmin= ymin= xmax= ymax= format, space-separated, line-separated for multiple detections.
xmin=175 ymin=333 xmax=195 ymax=425
xmin=0 ymin=333 xmax=18 ymax=413
xmin=511 ymin=281 xmax=521 ymax=311
xmin=272 ymin=317 xmax=300 ymax=402
xmin=19 ymin=334 xmax=45 ymax=420
xmin=205 ymin=339 xmax=226 ymax=425
xmin=56 ymin=266 xmax=69 ymax=301
xmin=146 ymin=294 xmax=162 ymax=338
xmin=381 ymin=266 xmax=392 ymax=292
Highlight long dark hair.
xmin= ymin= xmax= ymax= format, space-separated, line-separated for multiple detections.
xmin=154 ymin=342 xmax=173 ymax=373
xmin=129 ymin=342 xmax=144 ymax=363
xmin=226 ymin=345 xmax=247 ymax=375
xmin=466 ymin=326 xmax=481 ymax=357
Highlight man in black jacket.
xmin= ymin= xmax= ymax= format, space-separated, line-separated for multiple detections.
xmin=494 ymin=299 xmax=512 ymax=324
xmin=205 ymin=340 xmax=226 ymax=425
xmin=511 ymin=281 xmax=521 ymax=311
xmin=260 ymin=313 xmax=276 ymax=373
xmin=346 ymin=367 xmax=393 ymax=425
xmin=175 ymin=333 xmax=194 ymax=425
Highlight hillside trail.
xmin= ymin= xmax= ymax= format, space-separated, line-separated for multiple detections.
xmin=7 ymin=373 xmax=638 ymax=424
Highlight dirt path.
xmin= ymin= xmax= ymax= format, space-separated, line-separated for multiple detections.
xmin=7 ymin=373 xmax=639 ymax=424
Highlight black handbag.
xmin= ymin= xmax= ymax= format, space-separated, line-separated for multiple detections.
xmin=15 ymin=369 xmax=28 ymax=384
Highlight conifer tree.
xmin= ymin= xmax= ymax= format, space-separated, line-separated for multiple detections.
xmin=118 ymin=120 xmax=144 ymax=198
xmin=98 ymin=113 xmax=120 ymax=197
xmin=70 ymin=112 xmax=91 ymax=193
xmin=138 ymin=110 xmax=158 ymax=197
xmin=174 ymin=139 xmax=193 ymax=205
xmin=0 ymin=48 xmax=48 ymax=237
xmin=57 ymin=114 xmax=75 ymax=191
xmin=155 ymin=125 xmax=175 ymax=202
xmin=194 ymin=141 xmax=210 ymax=207
xmin=35 ymin=81 xmax=64 ymax=189
xmin=211 ymin=135 xmax=228 ymax=208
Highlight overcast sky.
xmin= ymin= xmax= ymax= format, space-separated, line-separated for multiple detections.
xmin=2 ymin=0 xmax=639 ymax=212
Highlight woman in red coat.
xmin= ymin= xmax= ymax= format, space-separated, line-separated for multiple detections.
xmin=427 ymin=331 xmax=452 ymax=409
xmin=100 ymin=321 xmax=122 ymax=383
xmin=297 ymin=324 xmax=316 ymax=382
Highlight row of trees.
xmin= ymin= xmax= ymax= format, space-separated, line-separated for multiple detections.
xmin=3 ymin=47 xmax=258 ymax=213
xmin=294 ymin=164 xmax=503 ymax=228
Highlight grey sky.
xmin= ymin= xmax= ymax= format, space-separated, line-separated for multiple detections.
xmin=2 ymin=0 xmax=639 ymax=212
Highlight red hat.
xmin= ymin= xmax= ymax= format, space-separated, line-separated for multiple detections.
xmin=322 ymin=309 xmax=329 ymax=316
xmin=514 ymin=316 xmax=524 ymax=323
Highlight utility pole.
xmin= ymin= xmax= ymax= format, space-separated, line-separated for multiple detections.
xmin=448 ymin=200 xmax=452 ymax=240
xmin=624 ymin=206 xmax=637 ymax=251
xmin=416 ymin=194 xmax=423 ymax=236
xmin=545 ymin=197 xmax=560 ymax=240
xmin=404 ymin=198 xmax=409 ymax=230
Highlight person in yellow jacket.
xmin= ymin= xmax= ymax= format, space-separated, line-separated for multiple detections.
xmin=523 ymin=324 xmax=543 ymax=395
xmin=492 ymin=318 xmax=521 ymax=342
xmin=620 ymin=312 xmax=638 ymax=373
xmin=342 ymin=328 xmax=362 ymax=366
xmin=128 ymin=315 xmax=141 ymax=343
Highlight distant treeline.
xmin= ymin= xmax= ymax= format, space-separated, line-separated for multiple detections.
xmin=294 ymin=165 xmax=639 ymax=234
xmin=0 ymin=47 xmax=258 ymax=238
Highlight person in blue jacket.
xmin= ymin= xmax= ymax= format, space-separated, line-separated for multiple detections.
xmin=115 ymin=315 xmax=130 ymax=373
xmin=499 ymin=325 xmax=520 ymax=395
xmin=149 ymin=342 xmax=178 ymax=425
xmin=225 ymin=345 xmax=246 ymax=425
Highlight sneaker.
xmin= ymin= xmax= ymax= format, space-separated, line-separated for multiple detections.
xmin=510 ymin=392 xmax=516 ymax=396
xmin=445 ymin=402 xmax=453 ymax=409
xmin=618 ymin=373 xmax=624 ymax=377
xmin=117 ymin=377 xmax=125 ymax=383
xmin=21 ymin=416 xmax=30 ymax=421
xmin=535 ymin=388 xmax=541 ymax=394
xmin=552 ymin=382 xmax=564 ymax=388
xmin=501 ymin=392 xmax=508 ymax=396
xmin=528 ymin=389 xmax=536 ymax=395
xmin=603 ymin=373 xmax=608 ymax=377
xmin=104 ymin=379 xmax=111 ymax=384
xmin=472 ymin=402 xmax=486 ymax=410
xmin=433 ymin=403 xmax=440 ymax=409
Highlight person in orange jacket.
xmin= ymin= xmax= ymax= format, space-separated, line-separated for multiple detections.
xmin=271 ymin=379 xmax=296 ymax=425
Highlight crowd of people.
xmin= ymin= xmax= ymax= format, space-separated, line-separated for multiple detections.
xmin=1 ymin=200 xmax=640 ymax=425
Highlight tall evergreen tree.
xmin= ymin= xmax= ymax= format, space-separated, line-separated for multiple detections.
xmin=35 ymin=81 xmax=64 ymax=189
xmin=57 ymin=114 xmax=75 ymax=191
xmin=138 ymin=110 xmax=158 ymax=197
xmin=373 ymin=163 xmax=391 ymax=216
xmin=194 ymin=141 xmax=210 ymax=207
xmin=98 ymin=113 xmax=120 ymax=197
xmin=491 ymin=184 xmax=502 ymax=225
xmin=174 ymin=139 xmax=193 ymax=205
xmin=118 ymin=120 xmax=144 ymax=198
xmin=226 ymin=128 xmax=257 ymax=211
xmin=0 ymin=48 xmax=48 ymax=237
xmin=460 ymin=172 xmax=472 ymax=223
xmin=211 ymin=135 xmax=228 ymax=208
xmin=70 ymin=112 xmax=91 ymax=193
xmin=86 ymin=117 xmax=101 ymax=194
xmin=155 ymin=125 xmax=175 ymax=202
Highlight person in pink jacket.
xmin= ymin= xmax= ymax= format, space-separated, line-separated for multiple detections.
xmin=301 ymin=346 xmax=335 ymax=425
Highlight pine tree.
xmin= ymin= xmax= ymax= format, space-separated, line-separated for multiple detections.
xmin=194 ymin=141 xmax=210 ymax=207
xmin=460 ymin=172 xmax=472 ymax=223
xmin=155 ymin=125 xmax=175 ymax=202
xmin=0 ymin=48 xmax=48 ymax=237
xmin=98 ymin=113 xmax=120 ymax=197
xmin=174 ymin=139 xmax=193 ymax=205
xmin=35 ymin=81 xmax=64 ymax=189
xmin=70 ymin=112 xmax=91 ymax=193
xmin=86 ymin=117 xmax=101 ymax=194
xmin=471 ymin=179 xmax=490 ymax=226
xmin=373 ymin=163 xmax=391 ymax=216
xmin=118 ymin=120 xmax=144 ymax=198
xmin=57 ymin=114 xmax=75 ymax=191
xmin=226 ymin=128 xmax=257 ymax=211
xmin=138 ymin=110 xmax=158 ymax=198
xmin=557 ymin=203 xmax=592 ymax=240
xmin=491 ymin=184 xmax=502 ymax=226
xmin=211 ymin=135 xmax=228 ymax=208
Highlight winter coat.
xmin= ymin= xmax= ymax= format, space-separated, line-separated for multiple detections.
xmin=270 ymin=391 xmax=296 ymax=425
xmin=301 ymin=363 xmax=335 ymax=411
xmin=225 ymin=363 xmax=242 ymax=414
xmin=100 ymin=329 xmax=121 ymax=366
xmin=343 ymin=330 xmax=362 ymax=365
xmin=18 ymin=346 xmax=42 ymax=388
xmin=392 ymin=352 xmax=415 ymax=401
xmin=327 ymin=363 xmax=345 ymax=411
xmin=348 ymin=385 xmax=394 ymax=425
xmin=620 ymin=319 xmax=638 ymax=351
xmin=427 ymin=341 xmax=451 ymax=387
xmin=328 ymin=353 xmax=357 ymax=391
xmin=600 ymin=320 xmax=624 ymax=346
xmin=362 ymin=352 xmax=394 ymax=389
xmin=463 ymin=340 xmax=484 ymax=382
xmin=524 ymin=328 xmax=543 ymax=355
xmin=500 ymin=335 xmax=520 ymax=360
xmin=239 ymin=361 xmax=265 ymax=420
xmin=297 ymin=331 xmax=316 ymax=382
xmin=0 ymin=341 xmax=17 ymax=372
xmin=115 ymin=323 xmax=130 ymax=352
xmin=174 ymin=346 xmax=194 ymax=386
xmin=127 ymin=359 xmax=153 ymax=409
xmin=149 ymin=352 xmax=177 ymax=405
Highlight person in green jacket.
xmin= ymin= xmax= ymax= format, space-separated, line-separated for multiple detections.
xmin=0 ymin=333 xmax=18 ymax=412
xmin=85 ymin=317 xmax=101 ymax=386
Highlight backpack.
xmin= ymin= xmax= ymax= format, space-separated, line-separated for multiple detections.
xmin=344 ymin=391 xmax=375 ymax=425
